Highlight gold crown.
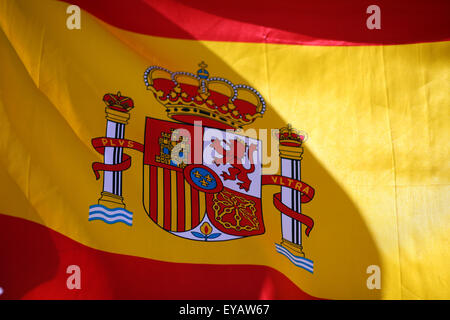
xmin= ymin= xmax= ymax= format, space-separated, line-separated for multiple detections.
xmin=278 ymin=124 xmax=305 ymax=147
xmin=144 ymin=62 xmax=266 ymax=129
xmin=103 ymin=91 xmax=134 ymax=112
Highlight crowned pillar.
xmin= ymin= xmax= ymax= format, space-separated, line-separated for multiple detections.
xmin=278 ymin=124 xmax=306 ymax=257
xmin=98 ymin=92 xmax=133 ymax=209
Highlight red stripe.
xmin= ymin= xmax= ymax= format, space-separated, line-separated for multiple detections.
xmin=149 ymin=166 xmax=158 ymax=222
xmin=0 ymin=214 xmax=321 ymax=299
xmin=176 ymin=171 xmax=185 ymax=232
xmin=163 ymin=169 xmax=171 ymax=230
xmin=60 ymin=0 xmax=450 ymax=46
xmin=191 ymin=187 xmax=200 ymax=228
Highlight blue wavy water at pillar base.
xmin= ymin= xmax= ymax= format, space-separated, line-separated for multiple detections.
xmin=88 ymin=204 xmax=133 ymax=226
xmin=275 ymin=243 xmax=314 ymax=273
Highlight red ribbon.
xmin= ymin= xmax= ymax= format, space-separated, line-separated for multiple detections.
xmin=273 ymin=193 xmax=314 ymax=236
xmin=262 ymin=174 xmax=315 ymax=236
xmin=261 ymin=175 xmax=315 ymax=203
xmin=91 ymin=137 xmax=144 ymax=180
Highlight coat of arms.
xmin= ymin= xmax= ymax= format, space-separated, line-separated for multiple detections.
xmin=88 ymin=62 xmax=316 ymax=273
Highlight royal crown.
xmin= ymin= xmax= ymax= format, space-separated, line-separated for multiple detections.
xmin=103 ymin=92 xmax=134 ymax=112
xmin=278 ymin=124 xmax=305 ymax=147
xmin=143 ymin=62 xmax=266 ymax=129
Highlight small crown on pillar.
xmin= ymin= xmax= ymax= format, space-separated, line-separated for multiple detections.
xmin=103 ymin=91 xmax=134 ymax=113
xmin=278 ymin=124 xmax=305 ymax=147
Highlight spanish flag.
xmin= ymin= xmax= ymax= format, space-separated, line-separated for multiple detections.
xmin=0 ymin=0 xmax=449 ymax=300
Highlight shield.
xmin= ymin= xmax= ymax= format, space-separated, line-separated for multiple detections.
xmin=142 ymin=117 xmax=264 ymax=241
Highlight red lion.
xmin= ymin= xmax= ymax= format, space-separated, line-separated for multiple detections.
xmin=210 ymin=138 xmax=258 ymax=192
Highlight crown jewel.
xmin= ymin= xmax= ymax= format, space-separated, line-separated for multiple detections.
xmin=144 ymin=63 xmax=266 ymax=129
xmin=278 ymin=124 xmax=305 ymax=147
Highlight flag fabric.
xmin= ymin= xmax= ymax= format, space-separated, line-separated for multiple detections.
xmin=0 ymin=0 xmax=449 ymax=300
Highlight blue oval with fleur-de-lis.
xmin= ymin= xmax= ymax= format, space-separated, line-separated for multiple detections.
xmin=189 ymin=167 xmax=217 ymax=191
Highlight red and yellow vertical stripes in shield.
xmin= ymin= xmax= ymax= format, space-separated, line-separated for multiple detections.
xmin=143 ymin=165 xmax=205 ymax=232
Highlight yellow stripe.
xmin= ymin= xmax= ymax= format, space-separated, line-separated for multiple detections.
xmin=157 ymin=167 xmax=164 ymax=227
xmin=198 ymin=192 xmax=206 ymax=223
xmin=171 ymin=170 xmax=177 ymax=231
xmin=185 ymin=180 xmax=191 ymax=230
xmin=142 ymin=165 xmax=149 ymax=215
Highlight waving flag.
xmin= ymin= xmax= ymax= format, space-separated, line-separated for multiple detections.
xmin=0 ymin=0 xmax=449 ymax=300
